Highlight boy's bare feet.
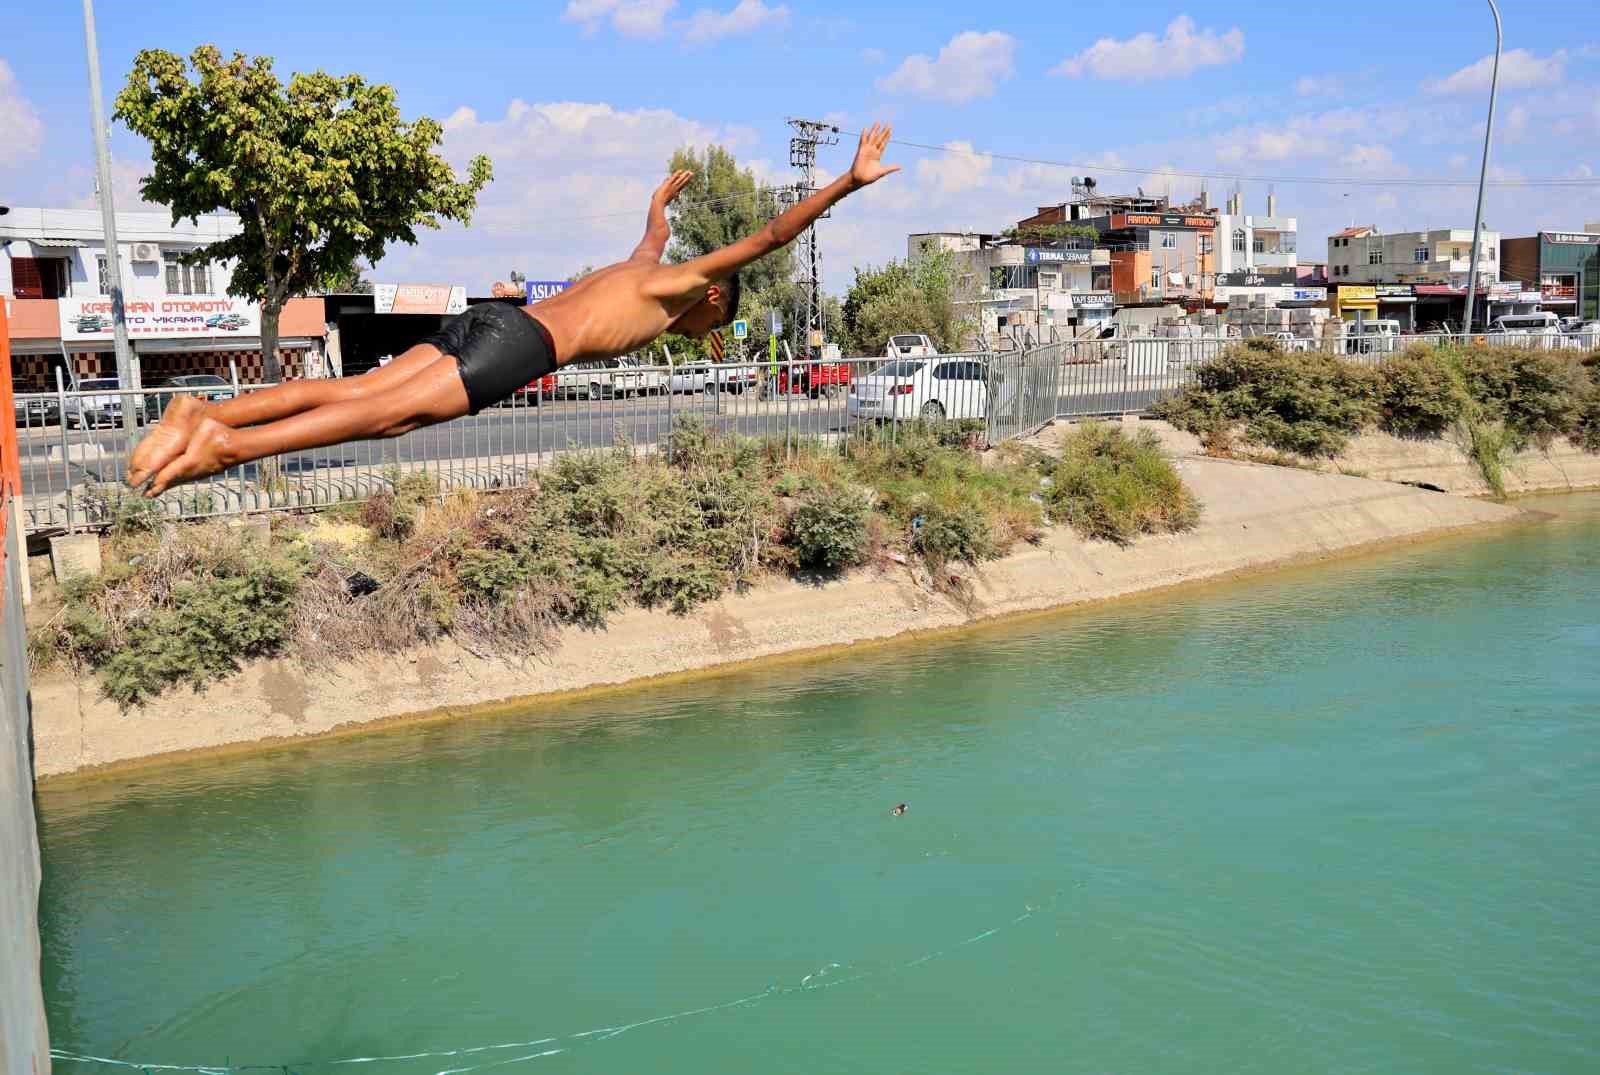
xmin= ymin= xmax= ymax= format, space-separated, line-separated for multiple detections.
xmin=127 ymin=395 xmax=208 ymax=490
xmin=144 ymin=417 xmax=239 ymax=497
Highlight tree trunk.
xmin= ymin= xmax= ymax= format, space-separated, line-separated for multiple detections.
xmin=260 ymin=303 xmax=283 ymax=384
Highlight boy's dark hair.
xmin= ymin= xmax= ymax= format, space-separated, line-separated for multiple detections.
xmin=717 ymin=274 xmax=742 ymax=327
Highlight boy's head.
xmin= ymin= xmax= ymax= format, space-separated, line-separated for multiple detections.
xmin=670 ymin=274 xmax=741 ymax=338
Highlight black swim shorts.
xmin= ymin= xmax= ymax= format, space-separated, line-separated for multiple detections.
xmin=419 ymin=302 xmax=558 ymax=415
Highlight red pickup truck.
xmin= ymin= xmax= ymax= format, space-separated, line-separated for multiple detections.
xmin=775 ymin=360 xmax=854 ymax=398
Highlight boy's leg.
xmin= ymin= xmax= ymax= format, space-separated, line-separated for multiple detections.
xmin=128 ymin=343 xmax=446 ymax=487
xmin=143 ymin=355 xmax=472 ymax=496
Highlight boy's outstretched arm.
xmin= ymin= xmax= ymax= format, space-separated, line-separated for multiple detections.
xmin=649 ymin=124 xmax=900 ymax=293
xmin=631 ymin=170 xmax=694 ymax=262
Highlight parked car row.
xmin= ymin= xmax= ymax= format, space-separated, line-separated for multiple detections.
xmin=10 ymin=373 xmax=236 ymax=430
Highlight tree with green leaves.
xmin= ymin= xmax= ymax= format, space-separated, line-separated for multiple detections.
xmin=841 ymin=249 xmax=976 ymax=355
xmin=656 ymin=145 xmax=797 ymax=359
xmin=115 ymin=46 xmax=492 ymax=382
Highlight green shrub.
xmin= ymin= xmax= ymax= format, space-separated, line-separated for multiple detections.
xmin=97 ymin=558 xmax=302 ymax=708
xmin=1375 ymin=346 xmax=1467 ymax=437
xmin=455 ymin=548 xmax=532 ymax=603
xmin=787 ymin=483 xmax=871 ymax=571
xmin=1454 ymin=346 xmax=1584 ymax=448
xmin=360 ymin=491 xmax=415 ymax=541
xmin=1047 ymin=422 xmax=1200 ymax=545
xmin=1457 ymin=410 xmax=1515 ymax=499
xmin=912 ymin=500 xmax=995 ymax=568
xmin=1153 ymin=340 xmax=1377 ymax=457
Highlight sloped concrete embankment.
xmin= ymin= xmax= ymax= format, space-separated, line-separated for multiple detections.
xmin=32 ymin=448 xmax=1526 ymax=778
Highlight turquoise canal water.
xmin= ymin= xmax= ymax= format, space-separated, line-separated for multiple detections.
xmin=38 ymin=494 xmax=1600 ymax=1074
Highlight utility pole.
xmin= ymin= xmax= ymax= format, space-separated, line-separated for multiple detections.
xmin=785 ymin=118 xmax=839 ymax=358
xmin=81 ymin=0 xmax=139 ymax=431
xmin=1462 ymin=0 xmax=1503 ymax=337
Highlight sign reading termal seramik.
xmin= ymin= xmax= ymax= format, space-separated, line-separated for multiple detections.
xmin=58 ymin=296 xmax=261 ymax=342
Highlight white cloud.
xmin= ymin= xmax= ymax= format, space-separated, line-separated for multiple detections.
xmin=1052 ymin=16 xmax=1244 ymax=81
xmin=861 ymin=47 xmax=885 ymax=65
xmin=878 ymin=31 xmax=1016 ymax=104
xmin=1425 ymin=48 xmax=1566 ymax=94
xmin=377 ymin=99 xmax=754 ymax=292
xmin=0 ymin=60 xmax=43 ymax=167
xmin=1294 ymin=74 xmax=1343 ymax=98
xmin=915 ymin=141 xmax=993 ymax=195
xmin=682 ymin=0 xmax=789 ymax=44
xmin=64 ymin=156 xmax=167 ymax=213
xmin=563 ymin=0 xmax=677 ymax=37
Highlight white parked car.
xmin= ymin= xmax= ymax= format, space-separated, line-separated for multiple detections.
xmin=557 ymin=356 xmax=666 ymax=400
xmin=885 ymin=333 xmax=938 ymax=359
xmin=847 ymin=357 xmax=988 ymax=422
xmin=64 ymin=378 xmax=133 ymax=429
xmin=665 ymin=362 xmax=760 ymax=395
xmin=1561 ymin=320 xmax=1600 ymax=350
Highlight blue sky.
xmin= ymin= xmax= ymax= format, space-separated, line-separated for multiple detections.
xmin=3 ymin=1 xmax=1598 ymax=293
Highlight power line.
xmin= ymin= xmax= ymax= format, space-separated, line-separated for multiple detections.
xmin=835 ymin=128 xmax=1600 ymax=190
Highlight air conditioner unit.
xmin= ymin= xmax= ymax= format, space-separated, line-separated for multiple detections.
xmin=130 ymin=243 xmax=160 ymax=262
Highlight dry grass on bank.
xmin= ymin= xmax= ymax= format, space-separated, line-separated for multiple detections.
xmin=31 ymin=419 xmax=1197 ymax=708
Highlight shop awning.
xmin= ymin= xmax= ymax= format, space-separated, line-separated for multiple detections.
xmin=33 ymin=238 xmax=85 ymax=248
xmin=134 ymin=336 xmax=316 ymax=354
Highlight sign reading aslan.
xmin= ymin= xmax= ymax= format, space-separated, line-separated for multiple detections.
xmin=59 ymin=295 xmax=261 ymax=342
xmin=373 ymin=284 xmax=468 ymax=316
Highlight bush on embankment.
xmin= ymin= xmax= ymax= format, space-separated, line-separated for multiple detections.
xmin=1154 ymin=340 xmax=1600 ymax=490
xmin=30 ymin=419 xmax=1197 ymax=707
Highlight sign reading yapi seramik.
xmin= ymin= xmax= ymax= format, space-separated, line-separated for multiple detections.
xmin=525 ymin=280 xmax=573 ymax=303
xmin=373 ymin=284 xmax=467 ymax=316
xmin=59 ymin=295 xmax=260 ymax=342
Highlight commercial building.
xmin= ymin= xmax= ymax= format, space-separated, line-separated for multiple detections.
xmin=1212 ymin=191 xmax=1300 ymax=307
xmin=1502 ymin=231 xmax=1600 ymax=321
xmin=1327 ymin=225 xmax=1500 ymax=289
xmin=1 ymin=207 xmax=325 ymax=386
xmin=907 ymin=232 xmax=1114 ymax=346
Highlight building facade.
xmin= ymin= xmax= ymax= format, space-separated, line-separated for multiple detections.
xmin=1502 ymin=231 xmax=1600 ymax=321
xmin=1 ymin=207 xmax=325 ymax=386
xmin=907 ymin=232 xmax=1114 ymax=346
xmin=1327 ymin=226 xmax=1500 ymax=289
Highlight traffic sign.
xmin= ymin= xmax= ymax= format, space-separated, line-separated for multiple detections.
xmin=767 ymin=310 xmax=783 ymax=336
xmin=731 ymin=319 xmax=749 ymax=339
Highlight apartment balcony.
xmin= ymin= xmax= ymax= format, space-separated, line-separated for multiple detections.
xmin=1252 ymin=252 xmax=1297 ymax=269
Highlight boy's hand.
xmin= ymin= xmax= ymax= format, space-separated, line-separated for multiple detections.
xmin=653 ymin=170 xmax=695 ymax=207
xmin=848 ymin=123 xmax=901 ymax=189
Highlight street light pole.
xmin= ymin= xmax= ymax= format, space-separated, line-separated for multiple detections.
xmin=82 ymin=0 xmax=139 ymax=431
xmin=1462 ymin=0 xmax=1502 ymax=338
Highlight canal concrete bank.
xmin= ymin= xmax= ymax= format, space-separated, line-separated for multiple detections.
xmin=30 ymin=433 xmax=1530 ymax=779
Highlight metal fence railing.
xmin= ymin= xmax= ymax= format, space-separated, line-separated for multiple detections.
xmin=13 ymin=329 xmax=1598 ymax=535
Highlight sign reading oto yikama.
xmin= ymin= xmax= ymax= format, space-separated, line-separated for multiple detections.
xmin=59 ymin=295 xmax=261 ymax=342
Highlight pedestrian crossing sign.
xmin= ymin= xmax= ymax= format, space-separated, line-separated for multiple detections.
xmin=731 ymin=319 xmax=749 ymax=339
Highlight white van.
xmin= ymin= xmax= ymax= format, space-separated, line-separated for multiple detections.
xmin=885 ymin=333 xmax=937 ymax=359
xmin=1345 ymin=319 xmax=1402 ymax=355
xmin=1490 ymin=311 xmax=1562 ymax=348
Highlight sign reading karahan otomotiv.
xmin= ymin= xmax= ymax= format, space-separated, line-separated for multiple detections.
xmin=58 ymin=295 xmax=261 ymax=342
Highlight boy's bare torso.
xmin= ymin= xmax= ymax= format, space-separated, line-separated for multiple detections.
xmin=529 ymin=261 xmax=694 ymax=366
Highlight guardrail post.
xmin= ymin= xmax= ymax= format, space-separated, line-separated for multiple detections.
xmin=782 ymin=341 xmax=795 ymax=457
xmin=664 ymin=344 xmax=674 ymax=462
xmin=229 ymin=360 xmax=245 ymax=517
xmin=55 ymin=367 xmax=75 ymax=534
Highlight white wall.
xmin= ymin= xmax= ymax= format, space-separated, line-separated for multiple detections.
xmin=1 ymin=207 xmax=242 ymax=300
